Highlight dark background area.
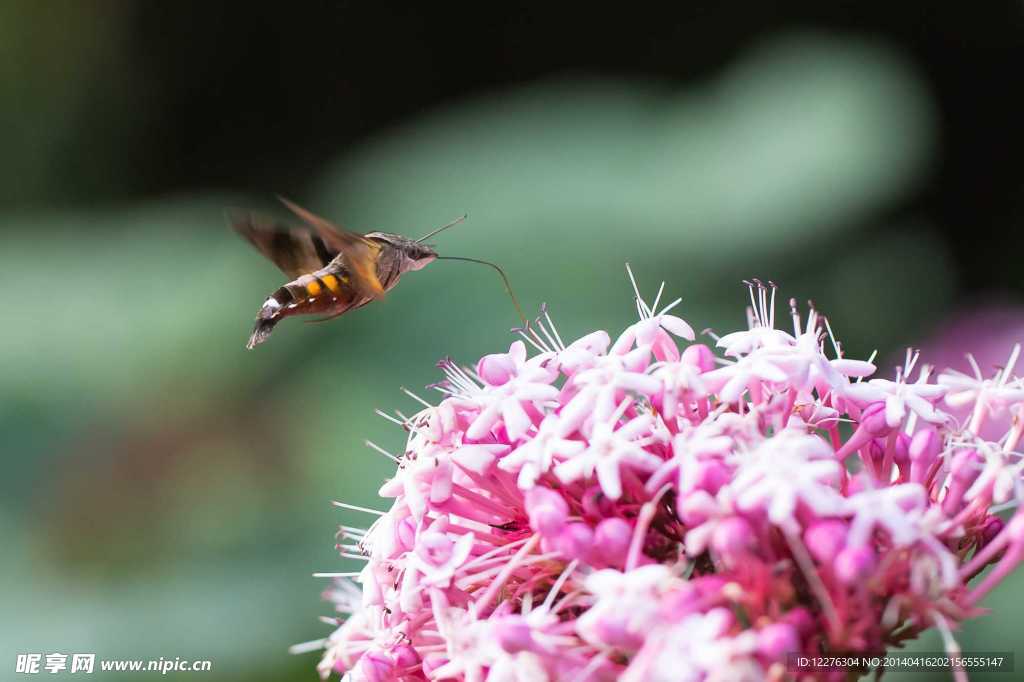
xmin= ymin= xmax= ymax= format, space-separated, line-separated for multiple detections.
xmin=8 ymin=1 xmax=1024 ymax=292
xmin=8 ymin=3 xmax=1024 ymax=298
xmin=3 ymin=3 xmax=1024 ymax=681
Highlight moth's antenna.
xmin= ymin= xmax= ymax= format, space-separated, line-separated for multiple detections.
xmin=417 ymin=214 xmax=467 ymax=243
xmin=435 ymin=256 xmax=528 ymax=327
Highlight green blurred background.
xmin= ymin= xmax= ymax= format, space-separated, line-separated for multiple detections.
xmin=3 ymin=3 xmax=1024 ymax=680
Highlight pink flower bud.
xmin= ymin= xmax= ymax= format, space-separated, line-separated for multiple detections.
xmin=757 ymin=622 xmax=800 ymax=660
xmin=495 ymin=616 xmax=535 ymax=653
xmin=592 ymin=615 xmax=642 ymax=649
xmin=866 ymin=440 xmax=885 ymax=472
xmin=835 ymin=545 xmax=876 ymax=583
xmin=1008 ymin=514 xmax=1024 ymax=542
xmin=846 ymin=472 xmax=870 ymax=495
xmin=892 ymin=433 xmax=911 ymax=472
xmin=392 ymin=645 xmax=419 ymax=669
xmin=417 ymin=530 xmax=455 ymax=566
xmin=981 ymin=516 xmax=1006 ymax=548
xmin=678 ymin=491 xmax=714 ymax=527
xmin=943 ymin=449 xmax=983 ymax=516
xmin=421 ymin=655 xmax=447 ymax=678
xmin=710 ymin=517 xmax=755 ymax=560
xmin=693 ymin=460 xmax=730 ymax=495
xmin=692 ymin=575 xmax=729 ymax=597
xmin=834 ymin=402 xmax=893 ymax=462
xmin=681 ymin=343 xmax=716 ymax=373
xmin=397 ymin=516 xmax=416 ymax=550
xmin=581 ymin=485 xmax=616 ymax=519
xmin=353 ymin=651 xmax=395 ymax=682
xmin=950 ymin=449 xmax=981 ymax=483
xmin=525 ymin=487 xmax=568 ymax=537
xmin=551 ymin=522 xmax=595 ymax=561
xmin=477 ymin=353 xmax=517 ymax=386
xmin=797 ymin=402 xmax=840 ymax=430
xmin=860 ymin=401 xmax=893 ymax=437
xmin=803 ymin=520 xmax=847 ymax=564
xmin=782 ymin=607 xmax=816 ymax=637
xmin=659 ymin=582 xmax=699 ymax=615
xmin=909 ymin=428 xmax=942 ymax=483
xmin=593 ymin=517 xmax=632 ymax=566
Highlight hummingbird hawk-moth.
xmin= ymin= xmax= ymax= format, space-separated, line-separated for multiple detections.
xmin=231 ymin=198 xmax=466 ymax=349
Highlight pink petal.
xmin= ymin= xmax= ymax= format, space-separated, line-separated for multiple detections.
xmin=651 ymin=328 xmax=681 ymax=363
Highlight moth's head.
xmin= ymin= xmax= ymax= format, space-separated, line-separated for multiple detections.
xmin=368 ymin=233 xmax=438 ymax=271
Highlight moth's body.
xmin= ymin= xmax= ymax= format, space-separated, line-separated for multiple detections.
xmin=250 ymin=234 xmax=435 ymax=348
xmin=231 ymin=200 xmax=437 ymax=349
xmin=260 ymin=266 xmax=361 ymax=326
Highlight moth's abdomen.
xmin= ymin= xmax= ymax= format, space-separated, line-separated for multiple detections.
xmin=245 ymin=271 xmax=357 ymax=349
xmin=288 ymin=272 xmax=353 ymax=310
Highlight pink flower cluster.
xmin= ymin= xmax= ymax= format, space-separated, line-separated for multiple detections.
xmin=301 ymin=273 xmax=1024 ymax=682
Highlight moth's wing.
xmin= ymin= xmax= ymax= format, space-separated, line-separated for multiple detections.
xmin=338 ymin=242 xmax=386 ymax=301
xmin=228 ymin=209 xmax=337 ymax=278
xmin=277 ymin=197 xmax=385 ymax=300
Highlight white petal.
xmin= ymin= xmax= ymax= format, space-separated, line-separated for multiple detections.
xmin=596 ymin=458 xmax=624 ymax=500
xmin=611 ymin=327 xmax=637 ymax=355
xmin=509 ymin=340 xmax=527 ymax=363
xmin=904 ymin=392 xmax=946 ymax=423
xmin=684 ymin=525 xmax=714 ymax=556
xmin=516 ymin=384 xmax=560 ymax=402
xmin=555 ymin=438 xmax=586 ymax=458
xmin=885 ymin=395 xmax=906 ymax=427
xmin=450 ymin=531 xmax=476 ymax=567
xmin=617 ymin=414 xmax=654 ymax=440
xmin=832 ymin=359 xmax=876 ymax=378
xmin=453 ymin=444 xmax=507 ymax=474
xmin=936 ymin=372 xmax=977 ymax=390
xmin=720 ymin=372 xmax=749 ymax=403
xmin=429 ymin=458 xmax=453 ymax=504
xmin=844 ymin=382 xmax=886 ymax=402
xmin=502 ymin=397 xmax=534 ymax=441
xmin=558 ymin=387 xmax=597 ymax=436
xmin=911 ymin=383 xmax=946 ymax=399
xmin=467 ymin=402 xmax=501 ymax=439
xmin=617 ymin=373 xmax=662 ymax=395
xmin=553 ymin=457 xmax=588 ymax=484
xmin=659 ymin=314 xmax=695 ymax=341
xmin=750 ymin=359 xmax=788 ymax=383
